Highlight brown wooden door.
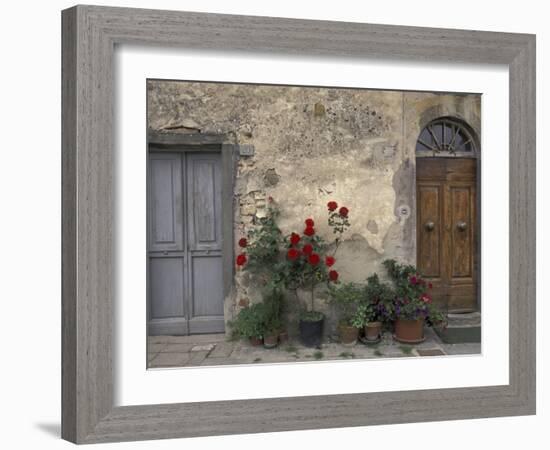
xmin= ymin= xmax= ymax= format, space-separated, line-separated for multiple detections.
xmin=416 ymin=158 xmax=477 ymax=313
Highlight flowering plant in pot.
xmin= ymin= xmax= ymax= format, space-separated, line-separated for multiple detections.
xmin=382 ymin=259 xmax=446 ymax=344
xmin=281 ymin=201 xmax=351 ymax=347
xmin=235 ymin=200 xmax=288 ymax=343
xmin=236 ymin=199 xmax=350 ymax=347
xmin=356 ymin=273 xmax=395 ymax=342
xmin=328 ymin=282 xmax=364 ymax=345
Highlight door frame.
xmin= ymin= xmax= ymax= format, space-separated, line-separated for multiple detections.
xmin=414 ymin=117 xmax=482 ymax=313
xmin=146 ymin=130 xmax=239 ymax=335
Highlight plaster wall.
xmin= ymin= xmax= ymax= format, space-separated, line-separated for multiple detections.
xmin=147 ymin=81 xmax=481 ymax=334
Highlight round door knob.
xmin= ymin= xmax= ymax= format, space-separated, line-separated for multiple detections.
xmin=424 ymin=221 xmax=435 ymax=231
xmin=457 ymin=221 xmax=467 ymax=231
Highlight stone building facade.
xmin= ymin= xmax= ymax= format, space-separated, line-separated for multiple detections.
xmin=147 ymin=80 xmax=481 ymax=336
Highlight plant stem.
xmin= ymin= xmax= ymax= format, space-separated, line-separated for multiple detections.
xmin=332 ymin=235 xmax=342 ymax=256
xmin=311 ymin=276 xmax=315 ymax=312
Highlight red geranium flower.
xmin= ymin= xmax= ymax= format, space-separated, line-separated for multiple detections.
xmin=302 ymin=244 xmax=313 ymax=255
xmin=327 ymin=201 xmax=338 ymax=211
xmin=304 ymin=226 xmax=315 ymax=236
xmin=287 ymin=248 xmax=300 ymax=261
xmin=325 ymin=255 xmax=336 ymax=267
xmin=290 ymin=232 xmax=301 ymax=245
xmin=236 ymin=254 xmax=247 ymax=266
xmin=421 ymin=294 xmax=432 ymax=304
xmin=308 ymin=253 xmax=320 ymax=265
xmin=339 ymin=206 xmax=349 ymax=218
xmin=329 ymin=270 xmax=339 ymax=282
xmin=238 ymin=237 xmax=247 ymax=248
xmin=428 ymin=282 xmax=433 ymax=289
xmin=305 ymin=218 xmax=315 ymax=227
xmin=409 ymin=275 xmax=417 ymax=285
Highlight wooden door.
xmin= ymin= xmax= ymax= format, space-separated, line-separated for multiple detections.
xmin=148 ymin=151 xmax=225 ymax=335
xmin=416 ymin=158 xmax=477 ymax=313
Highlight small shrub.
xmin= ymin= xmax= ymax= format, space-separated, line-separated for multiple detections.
xmin=228 ymin=303 xmax=266 ymax=340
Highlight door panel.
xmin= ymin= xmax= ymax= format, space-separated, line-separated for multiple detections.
xmin=416 ymin=158 xmax=477 ymax=313
xmin=148 ymin=151 xmax=225 ymax=336
xmin=191 ymin=256 xmax=224 ymax=317
xmin=186 ymin=153 xmax=224 ymax=333
xmin=149 ymin=257 xmax=185 ymax=319
xmin=187 ymin=154 xmax=222 ymax=251
xmin=149 ymin=154 xmax=183 ymax=252
xmin=417 ymin=185 xmax=442 ymax=278
xmin=450 ymin=185 xmax=473 ymax=278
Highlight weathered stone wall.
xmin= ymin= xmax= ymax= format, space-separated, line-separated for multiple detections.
xmin=148 ymin=81 xmax=481 ymax=335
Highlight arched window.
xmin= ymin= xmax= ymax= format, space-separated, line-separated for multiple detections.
xmin=416 ymin=117 xmax=477 ymax=157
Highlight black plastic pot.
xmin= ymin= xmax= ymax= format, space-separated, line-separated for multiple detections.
xmin=299 ymin=314 xmax=325 ymax=347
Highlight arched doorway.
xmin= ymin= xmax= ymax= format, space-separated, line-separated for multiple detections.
xmin=415 ymin=117 xmax=479 ymax=313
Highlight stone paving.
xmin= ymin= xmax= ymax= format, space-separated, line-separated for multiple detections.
xmin=147 ymin=327 xmax=481 ymax=368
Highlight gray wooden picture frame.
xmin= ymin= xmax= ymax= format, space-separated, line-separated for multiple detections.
xmin=61 ymin=5 xmax=536 ymax=444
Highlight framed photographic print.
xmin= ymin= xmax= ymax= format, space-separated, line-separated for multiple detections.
xmin=62 ymin=5 xmax=536 ymax=444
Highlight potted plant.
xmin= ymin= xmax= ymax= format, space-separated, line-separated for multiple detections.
xmin=234 ymin=200 xmax=287 ymax=346
xmin=261 ymin=286 xmax=284 ymax=349
xmin=382 ymin=259 xmax=445 ymax=343
xmin=282 ymin=201 xmax=350 ymax=347
xmin=228 ymin=302 xmax=267 ymax=346
xmin=328 ymin=282 xmax=363 ymax=345
xmin=359 ymin=274 xmax=395 ymax=341
xmin=235 ymin=199 xmax=350 ymax=348
xmin=262 ymin=318 xmax=281 ymax=349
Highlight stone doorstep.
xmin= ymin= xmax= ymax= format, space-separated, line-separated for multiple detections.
xmin=435 ymin=312 xmax=482 ymax=344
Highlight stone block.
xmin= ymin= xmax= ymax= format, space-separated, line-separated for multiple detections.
xmin=147 ymin=343 xmax=167 ymax=353
xmin=186 ymin=351 xmax=210 ymax=366
xmin=161 ymin=343 xmax=194 ymax=353
xmin=240 ymin=204 xmax=257 ymax=216
xmin=190 ymin=344 xmax=215 ymax=352
xmin=148 ymin=352 xmax=190 ymax=368
xmin=208 ymin=342 xmax=237 ymax=358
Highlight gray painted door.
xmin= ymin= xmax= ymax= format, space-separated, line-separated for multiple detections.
xmin=148 ymin=151 xmax=224 ymax=335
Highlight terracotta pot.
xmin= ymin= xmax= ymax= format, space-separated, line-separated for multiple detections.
xmin=278 ymin=330 xmax=289 ymax=345
xmin=364 ymin=321 xmax=382 ymax=341
xmin=263 ymin=334 xmax=279 ymax=349
xmin=249 ymin=336 xmax=263 ymax=346
xmin=394 ymin=318 xmax=425 ymax=344
xmin=339 ymin=324 xmax=359 ymax=346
